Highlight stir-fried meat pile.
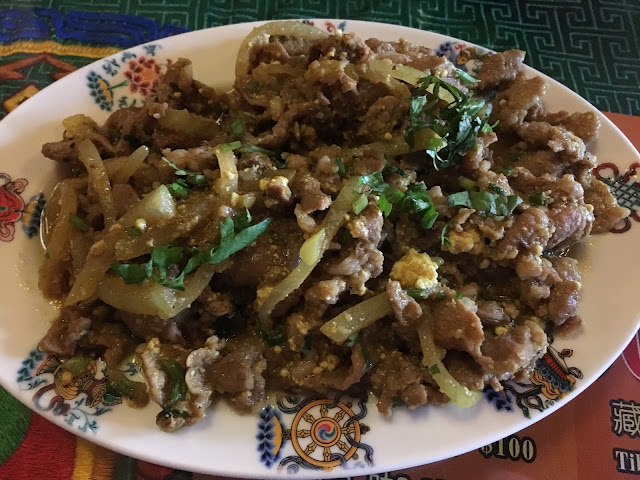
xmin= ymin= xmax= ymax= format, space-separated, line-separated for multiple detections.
xmin=37 ymin=22 xmax=628 ymax=430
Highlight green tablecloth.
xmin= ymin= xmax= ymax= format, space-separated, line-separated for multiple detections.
xmin=0 ymin=0 xmax=639 ymax=118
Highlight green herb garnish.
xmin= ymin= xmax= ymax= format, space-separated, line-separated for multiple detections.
xmin=358 ymin=173 xmax=438 ymax=227
xmin=168 ymin=179 xmax=190 ymax=198
xmin=237 ymin=144 xmax=285 ymax=168
xmin=345 ymin=333 xmax=371 ymax=368
xmin=247 ymin=80 xmax=260 ymax=93
xmin=447 ymin=190 xmax=522 ymax=216
xmin=384 ymin=162 xmax=408 ymax=178
xmin=530 ymin=192 xmax=554 ymax=206
xmin=488 ymin=183 xmax=506 ymax=195
xmin=125 ymin=226 xmax=142 ymax=236
xmin=262 ymin=324 xmax=286 ymax=346
xmin=405 ymin=288 xmax=429 ymax=299
xmin=231 ymin=119 xmax=244 ymax=138
xmin=159 ymin=359 xmax=187 ymax=405
xmin=111 ymin=211 xmax=272 ymax=290
xmin=68 ymin=213 xmax=89 ymax=232
xmin=440 ymin=218 xmax=454 ymax=246
xmin=335 ymin=157 xmax=347 ymax=177
xmin=455 ymin=69 xmax=478 ymax=85
xmin=406 ymin=75 xmax=494 ymax=170
xmin=110 ymin=261 xmax=153 ymax=285
xmin=429 ymin=364 xmax=441 ymax=375
xmin=162 ymin=157 xmax=209 ymax=195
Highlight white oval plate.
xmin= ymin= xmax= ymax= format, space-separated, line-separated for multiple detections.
xmin=0 ymin=19 xmax=639 ymax=479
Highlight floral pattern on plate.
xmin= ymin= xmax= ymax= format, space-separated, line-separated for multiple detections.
xmin=16 ymin=348 xmax=122 ymax=433
xmin=86 ymin=43 xmax=167 ymax=111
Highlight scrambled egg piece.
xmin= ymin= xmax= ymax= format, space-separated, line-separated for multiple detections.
xmin=390 ymin=248 xmax=439 ymax=289
xmin=444 ymin=229 xmax=483 ymax=255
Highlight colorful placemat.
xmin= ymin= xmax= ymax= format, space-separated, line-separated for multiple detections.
xmin=1 ymin=2 xmax=639 ymax=479
xmin=0 ymin=0 xmax=639 ymax=118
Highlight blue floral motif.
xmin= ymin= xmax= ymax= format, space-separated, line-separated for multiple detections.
xmin=143 ymin=44 xmax=161 ymax=56
xmin=484 ymin=386 xmax=513 ymax=412
xmin=435 ymin=40 xmax=490 ymax=74
xmin=16 ymin=348 xmax=122 ymax=433
xmin=257 ymin=405 xmax=284 ymax=468
xmin=85 ymin=43 xmax=166 ymax=112
xmin=21 ymin=192 xmax=45 ymax=239
xmin=102 ymin=58 xmax=120 ymax=77
xmin=86 ymin=71 xmax=115 ymax=111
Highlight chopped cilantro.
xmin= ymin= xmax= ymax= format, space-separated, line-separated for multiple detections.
xmin=396 ymin=182 xmax=438 ymax=228
xmin=447 ymin=190 xmax=522 ymax=216
xmin=384 ymin=162 xmax=408 ymax=178
xmin=488 ymin=183 xmax=506 ymax=196
xmin=455 ymin=290 xmax=463 ymax=299
xmin=440 ymin=218 xmax=454 ymax=246
xmin=481 ymin=120 xmax=499 ymax=134
xmin=530 ymin=192 xmax=554 ymax=206
xmin=125 ymin=226 xmax=142 ymax=236
xmin=238 ymin=144 xmax=285 ymax=168
xmin=247 ymin=80 xmax=260 ymax=93
xmin=406 ymin=75 xmax=494 ymax=170
xmin=345 ymin=333 xmax=371 ymax=368
xmin=455 ymin=69 xmax=478 ymax=84
xmin=111 ymin=212 xmax=271 ymax=290
xmin=151 ymin=245 xmax=184 ymax=270
xmin=157 ymin=408 xmax=188 ymax=422
xmin=231 ymin=118 xmax=244 ymax=138
xmin=335 ymin=157 xmax=346 ymax=177
xmin=405 ymin=288 xmax=428 ymax=299
xmin=168 ymin=179 xmax=189 ymax=198
xmin=106 ymin=368 xmax=147 ymax=402
xmin=358 ymin=173 xmax=438 ymax=227
xmin=262 ymin=324 xmax=286 ymax=346
xmin=68 ymin=213 xmax=89 ymax=232
xmin=235 ymin=208 xmax=252 ymax=230
xmin=376 ymin=194 xmax=394 ymax=217
xmin=359 ymin=172 xmax=388 ymax=194
xmin=159 ymin=359 xmax=187 ymax=405
xmin=238 ymin=144 xmax=275 ymax=157
xmin=429 ymin=364 xmax=441 ymax=375
xmin=111 ymin=261 xmax=153 ymax=285
xmin=162 ymin=157 xmax=209 ymax=193
xmin=501 ymin=167 xmax=513 ymax=176
xmin=508 ymin=152 xmax=523 ymax=162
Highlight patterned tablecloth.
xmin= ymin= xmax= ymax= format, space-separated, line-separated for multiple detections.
xmin=1 ymin=1 xmax=639 ymax=479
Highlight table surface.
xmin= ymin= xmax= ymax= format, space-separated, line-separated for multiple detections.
xmin=1 ymin=1 xmax=639 ymax=479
